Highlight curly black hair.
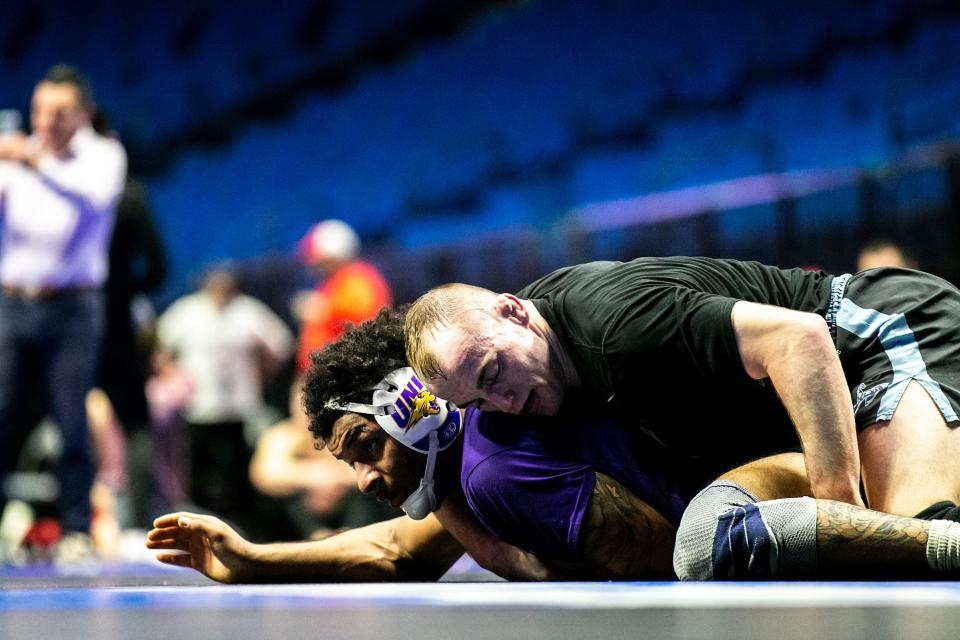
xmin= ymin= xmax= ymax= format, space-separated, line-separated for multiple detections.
xmin=301 ymin=305 xmax=408 ymax=444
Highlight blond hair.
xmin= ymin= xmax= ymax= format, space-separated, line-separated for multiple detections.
xmin=404 ymin=283 xmax=497 ymax=380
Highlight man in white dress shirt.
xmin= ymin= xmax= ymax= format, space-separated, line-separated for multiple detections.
xmin=0 ymin=65 xmax=126 ymax=538
xmin=157 ymin=266 xmax=294 ymax=532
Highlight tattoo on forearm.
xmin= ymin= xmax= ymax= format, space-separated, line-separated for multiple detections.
xmin=579 ymin=472 xmax=672 ymax=579
xmin=817 ymin=500 xmax=928 ymax=548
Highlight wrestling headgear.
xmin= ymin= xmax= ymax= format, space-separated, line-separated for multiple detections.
xmin=325 ymin=367 xmax=463 ymax=519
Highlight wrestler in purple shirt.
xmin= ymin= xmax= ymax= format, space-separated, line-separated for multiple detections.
xmin=317 ymin=363 xmax=706 ymax=575
xmin=460 ymin=402 xmax=705 ymax=562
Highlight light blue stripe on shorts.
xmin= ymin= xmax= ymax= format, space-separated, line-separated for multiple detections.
xmin=836 ymin=298 xmax=958 ymax=423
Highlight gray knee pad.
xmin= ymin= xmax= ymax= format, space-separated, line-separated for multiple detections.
xmin=673 ymin=481 xmax=818 ymax=581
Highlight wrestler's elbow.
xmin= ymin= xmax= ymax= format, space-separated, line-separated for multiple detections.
xmin=791 ymin=311 xmax=832 ymax=343
xmin=776 ymin=312 xmax=836 ymax=371
xmin=736 ymin=305 xmax=834 ymax=380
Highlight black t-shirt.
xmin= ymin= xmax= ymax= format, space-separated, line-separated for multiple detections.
xmin=516 ymin=257 xmax=834 ymax=473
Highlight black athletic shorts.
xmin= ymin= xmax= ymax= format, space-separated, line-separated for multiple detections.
xmin=826 ymin=268 xmax=960 ymax=430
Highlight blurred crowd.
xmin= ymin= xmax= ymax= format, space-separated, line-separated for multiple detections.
xmin=0 ymin=66 xmax=397 ymax=563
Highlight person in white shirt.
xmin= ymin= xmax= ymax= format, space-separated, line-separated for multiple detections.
xmin=157 ymin=265 xmax=294 ymax=533
xmin=0 ymin=65 xmax=126 ymax=538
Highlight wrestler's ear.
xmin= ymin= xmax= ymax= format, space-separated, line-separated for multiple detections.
xmin=495 ymin=293 xmax=529 ymax=326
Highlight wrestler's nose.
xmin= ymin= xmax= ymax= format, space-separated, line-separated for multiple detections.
xmin=354 ymin=463 xmax=381 ymax=495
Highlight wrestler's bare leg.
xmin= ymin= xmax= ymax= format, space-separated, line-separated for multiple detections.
xmin=859 ymin=381 xmax=960 ymax=516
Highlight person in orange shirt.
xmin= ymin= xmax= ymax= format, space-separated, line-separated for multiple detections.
xmin=294 ymin=219 xmax=391 ymax=373
xmin=245 ymin=221 xmax=394 ymax=539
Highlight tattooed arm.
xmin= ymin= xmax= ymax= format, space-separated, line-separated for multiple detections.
xmin=550 ymin=472 xmax=676 ymax=580
xmin=816 ymin=500 xmax=932 ymax=579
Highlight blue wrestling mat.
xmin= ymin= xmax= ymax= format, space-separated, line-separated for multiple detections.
xmin=2 ymin=564 xmax=960 ymax=640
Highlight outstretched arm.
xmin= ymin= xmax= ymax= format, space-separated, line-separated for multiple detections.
xmin=731 ymin=300 xmax=863 ymax=506
xmin=146 ymin=512 xmax=463 ymax=583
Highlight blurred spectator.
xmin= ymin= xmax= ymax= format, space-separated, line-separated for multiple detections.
xmin=0 ymin=65 xmax=126 ymax=542
xmin=246 ymin=219 xmax=394 ymax=539
xmin=144 ymin=346 xmax=193 ymax=514
xmin=294 ymin=219 xmax=392 ymax=372
xmin=99 ymin=179 xmax=166 ymax=435
xmin=249 ymin=385 xmax=397 ymax=540
xmin=857 ymin=238 xmax=918 ymax=271
xmin=84 ymin=388 xmax=127 ymax=557
xmin=97 ymin=178 xmax=167 ymax=529
xmin=156 ymin=265 xmax=293 ymax=532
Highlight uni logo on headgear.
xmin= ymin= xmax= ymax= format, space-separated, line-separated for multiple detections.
xmin=389 ymin=375 xmax=440 ymax=431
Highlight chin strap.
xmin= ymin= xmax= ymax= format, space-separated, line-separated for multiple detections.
xmin=400 ymin=430 xmax=440 ymax=520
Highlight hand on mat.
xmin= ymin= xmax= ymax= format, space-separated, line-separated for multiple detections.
xmin=146 ymin=512 xmax=254 ymax=583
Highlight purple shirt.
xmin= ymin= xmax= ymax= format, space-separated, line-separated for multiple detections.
xmin=460 ymin=405 xmax=711 ymax=562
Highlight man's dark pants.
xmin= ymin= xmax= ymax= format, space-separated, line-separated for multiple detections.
xmin=0 ymin=289 xmax=104 ymax=533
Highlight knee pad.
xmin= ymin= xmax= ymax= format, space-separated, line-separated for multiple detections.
xmin=673 ymin=481 xmax=818 ymax=581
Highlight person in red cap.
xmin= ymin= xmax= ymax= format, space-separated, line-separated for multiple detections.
xmin=294 ymin=219 xmax=392 ymax=373
xmin=244 ymin=220 xmax=395 ymax=538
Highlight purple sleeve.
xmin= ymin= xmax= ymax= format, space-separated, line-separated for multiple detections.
xmin=462 ymin=449 xmax=597 ymax=561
